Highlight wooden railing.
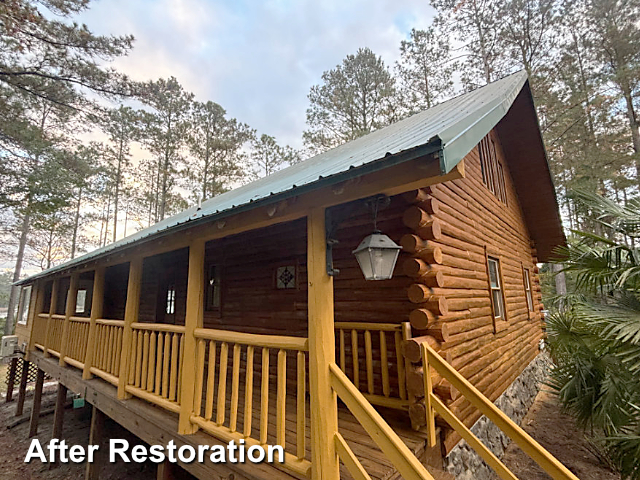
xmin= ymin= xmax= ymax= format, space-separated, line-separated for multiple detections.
xmin=335 ymin=322 xmax=410 ymax=410
xmin=189 ymin=328 xmax=311 ymax=478
xmin=420 ymin=344 xmax=580 ymax=480
xmin=90 ymin=319 xmax=124 ymax=385
xmin=32 ymin=313 xmax=48 ymax=347
xmin=64 ymin=317 xmax=90 ymax=367
xmin=46 ymin=314 xmax=66 ymax=357
xmin=329 ymin=363 xmax=436 ymax=480
xmin=124 ymin=323 xmax=185 ymax=413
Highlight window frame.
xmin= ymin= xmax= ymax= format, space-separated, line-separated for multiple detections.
xmin=16 ymin=285 xmax=32 ymax=326
xmin=205 ymin=263 xmax=222 ymax=314
xmin=165 ymin=284 xmax=176 ymax=315
xmin=75 ymin=288 xmax=87 ymax=314
xmin=485 ymin=251 xmax=508 ymax=332
xmin=523 ymin=267 xmax=534 ymax=314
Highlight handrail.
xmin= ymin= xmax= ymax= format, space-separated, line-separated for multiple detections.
xmin=329 ymin=363 xmax=435 ymax=480
xmin=96 ymin=318 xmax=125 ymax=327
xmin=334 ymin=322 xmax=402 ymax=331
xmin=421 ymin=344 xmax=580 ymax=480
xmin=131 ymin=322 xmax=185 ymax=333
xmin=194 ymin=327 xmax=309 ymax=351
xmin=69 ymin=316 xmax=90 ymax=323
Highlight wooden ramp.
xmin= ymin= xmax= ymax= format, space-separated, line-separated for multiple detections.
xmin=30 ymin=350 xmax=446 ymax=480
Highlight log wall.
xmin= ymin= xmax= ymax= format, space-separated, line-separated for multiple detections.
xmin=401 ymin=128 xmax=544 ymax=453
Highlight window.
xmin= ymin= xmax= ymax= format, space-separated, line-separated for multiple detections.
xmin=166 ymin=285 xmax=176 ymax=314
xmin=523 ymin=267 xmax=534 ymax=312
xmin=478 ymin=134 xmax=508 ymax=204
xmin=16 ymin=286 xmax=32 ymax=325
xmin=206 ymin=264 xmax=221 ymax=311
xmin=75 ymin=289 xmax=87 ymax=314
xmin=487 ymin=256 xmax=506 ymax=324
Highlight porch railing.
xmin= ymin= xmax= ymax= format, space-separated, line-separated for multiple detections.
xmin=189 ymin=328 xmax=311 ymax=478
xmin=125 ymin=323 xmax=185 ymax=413
xmin=335 ymin=321 xmax=410 ymax=410
xmin=65 ymin=317 xmax=90 ymax=367
xmin=91 ymin=319 xmax=124 ymax=384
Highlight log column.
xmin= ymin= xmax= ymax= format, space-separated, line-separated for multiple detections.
xmin=15 ymin=358 xmax=30 ymax=416
xmin=178 ymin=239 xmax=205 ymax=435
xmin=26 ymin=281 xmax=43 ymax=360
xmin=59 ymin=273 xmax=79 ymax=366
xmin=50 ymin=383 xmax=68 ymax=468
xmin=307 ymin=208 xmax=339 ymax=480
xmin=5 ymin=357 xmax=17 ymax=403
xmin=85 ymin=406 xmax=105 ymax=480
xmin=118 ymin=259 xmax=143 ymax=400
xmin=28 ymin=368 xmax=45 ymax=437
xmin=43 ymin=279 xmax=59 ymax=357
xmin=83 ymin=267 xmax=105 ymax=380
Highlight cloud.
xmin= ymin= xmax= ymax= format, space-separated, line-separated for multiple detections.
xmin=79 ymin=0 xmax=437 ymax=148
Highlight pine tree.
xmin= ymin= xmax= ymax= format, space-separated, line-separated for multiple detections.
xmin=187 ymin=101 xmax=254 ymax=202
xmin=303 ymin=47 xmax=398 ymax=153
xmin=395 ymin=27 xmax=456 ymax=112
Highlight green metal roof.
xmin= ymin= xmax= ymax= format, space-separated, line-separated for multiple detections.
xmin=19 ymin=71 xmax=530 ymax=284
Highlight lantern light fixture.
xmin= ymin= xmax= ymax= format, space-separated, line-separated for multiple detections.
xmin=352 ymin=196 xmax=402 ymax=281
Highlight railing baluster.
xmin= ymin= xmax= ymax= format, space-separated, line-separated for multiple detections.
xmin=147 ymin=332 xmax=156 ymax=391
xmin=141 ymin=331 xmax=150 ymax=390
xmin=260 ymin=347 xmax=269 ymax=444
xmin=177 ymin=333 xmax=185 ymax=404
xmin=216 ymin=342 xmax=229 ymax=425
xmin=110 ymin=325 xmax=118 ymax=373
xmin=339 ymin=329 xmax=346 ymax=371
xmin=243 ymin=345 xmax=254 ymax=438
xmin=194 ymin=338 xmax=206 ymax=417
xmin=352 ymin=329 xmax=359 ymax=389
xmin=128 ymin=329 xmax=137 ymax=385
xmin=162 ymin=333 xmax=171 ymax=398
xmin=365 ymin=330 xmax=373 ymax=395
xmin=229 ymin=344 xmax=241 ymax=432
xmin=380 ymin=331 xmax=390 ymax=398
xmin=135 ymin=330 xmax=144 ymax=388
xmin=297 ymin=350 xmax=306 ymax=460
xmin=276 ymin=349 xmax=286 ymax=447
xmin=155 ymin=332 xmax=163 ymax=396
xmin=205 ymin=341 xmax=216 ymax=421
xmin=396 ymin=330 xmax=407 ymax=400
xmin=169 ymin=333 xmax=179 ymax=401
xmin=115 ymin=326 xmax=122 ymax=376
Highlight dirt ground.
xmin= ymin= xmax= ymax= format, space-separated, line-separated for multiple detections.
xmin=0 ymin=383 xmax=166 ymax=480
xmin=493 ymin=389 xmax=620 ymax=480
xmin=0 ymin=377 xmax=621 ymax=480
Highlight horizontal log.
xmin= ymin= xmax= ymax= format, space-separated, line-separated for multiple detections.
xmin=403 ymin=335 xmax=446 ymax=363
xmin=409 ymin=308 xmax=435 ymax=330
xmin=402 ymin=188 xmax=431 ymax=204
xmin=403 ymin=203 xmax=440 ymax=230
xmin=415 ymin=219 xmax=442 ymax=241
xmin=407 ymin=286 xmax=448 ymax=314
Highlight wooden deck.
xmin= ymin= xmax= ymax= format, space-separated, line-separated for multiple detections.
xmin=29 ymin=349 xmax=442 ymax=480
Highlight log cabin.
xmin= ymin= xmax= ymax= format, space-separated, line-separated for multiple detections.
xmin=9 ymin=71 xmax=575 ymax=480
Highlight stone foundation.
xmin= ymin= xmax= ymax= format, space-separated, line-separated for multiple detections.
xmin=444 ymin=353 xmax=551 ymax=480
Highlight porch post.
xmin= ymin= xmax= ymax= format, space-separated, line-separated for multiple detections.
xmin=178 ymin=238 xmax=205 ymax=435
xmin=307 ymin=208 xmax=340 ymax=480
xmin=26 ymin=281 xmax=43 ymax=360
xmin=59 ymin=273 xmax=79 ymax=366
xmin=83 ymin=266 xmax=105 ymax=379
xmin=118 ymin=258 xmax=143 ymax=400
xmin=43 ymin=278 xmax=59 ymax=357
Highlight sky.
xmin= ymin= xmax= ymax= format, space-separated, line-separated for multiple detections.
xmin=78 ymin=0 xmax=438 ymax=149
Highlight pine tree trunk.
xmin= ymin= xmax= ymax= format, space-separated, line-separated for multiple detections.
xmin=71 ymin=187 xmax=82 ymax=259
xmin=113 ymin=138 xmax=124 ymax=243
xmin=5 ymin=210 xmax=31 ymax=335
